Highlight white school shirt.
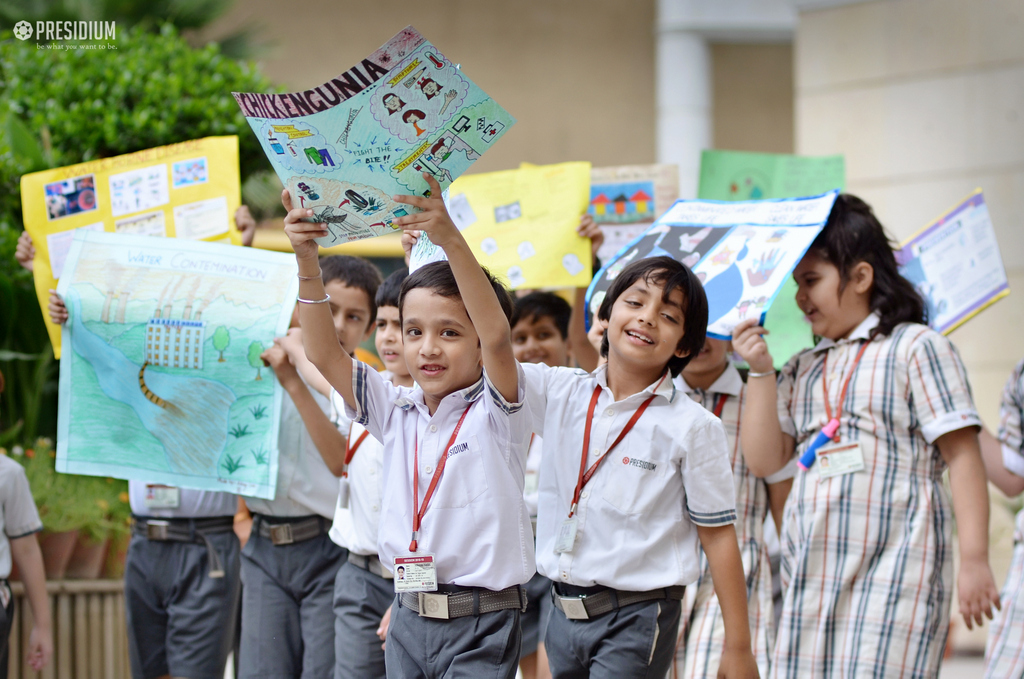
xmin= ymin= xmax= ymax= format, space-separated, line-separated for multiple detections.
xmin=329 ymin=380 xmax=382 ymax=557
xmin=347 ymin=360 xmax=535 ymax=590
xmin=245 ymin=381 xmax=338 ymax=519
xmin=524 ymin=434 xmax=543 ymax=520
xmin=523 ymin=363 xmax=737 ymax=591
xmin=0 ymin=455 xmax=43 ymax=579
xmin=128 ymin=481 xmax=236 ymax=518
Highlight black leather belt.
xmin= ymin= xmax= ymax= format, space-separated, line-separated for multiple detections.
xmin=398 ymin=584 xmax=526 ymax=620
xmin=348 ymin=552 xmax=393 ymax=580
xmin=551 ymin=583 xmax=685 ymax=620
xmin=254 ymin=514 xmax=328 ymax=546
xmin=132 ymin=515 xmax=234 ymax=578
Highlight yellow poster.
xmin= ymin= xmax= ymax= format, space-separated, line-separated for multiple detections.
xmin=444 ymin=161 xmax=592 ymax=289
xmin=21 ymin=136 xmax=243 ymax=357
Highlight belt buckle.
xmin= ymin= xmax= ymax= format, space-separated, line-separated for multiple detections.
xmin=146 ymin=520 xmax=169 ymax=540
xmin=558 ymin=596 xmax=589 ymax=620
xmin=417 ymin=592 xmax=449 ymax=620
xmin=269 ymin=523 xmax=294 ymax=545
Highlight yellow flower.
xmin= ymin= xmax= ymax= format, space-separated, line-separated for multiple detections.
xmin=119 ymin=492 xmax=129 ymax=504
xmin=97 ymin=499 xmax=109 ymax=511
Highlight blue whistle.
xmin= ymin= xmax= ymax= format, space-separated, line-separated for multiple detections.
xmin=798 ymin=419 xmax=840 ymax=470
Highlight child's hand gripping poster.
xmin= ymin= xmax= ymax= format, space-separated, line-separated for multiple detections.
xmin=897 ymin=190 xmax=1009 ymax=334
xmin=233 ymin=26 xmax=514 ymax=246
xmin=55 ymin=231 xmax=299 ymax=498
xmin=20 ymin=136 xmax=243 ymax=358
xmin=586 ymin=191 xmax=840 ymax=339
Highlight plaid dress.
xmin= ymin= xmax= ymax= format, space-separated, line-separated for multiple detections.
xmin=984 ymin=359 xmax=1024 ymax=677
xmin=772 ymin=317 xmax=981 ymax=678
xmin=673 ymin=365 xmax=776 ymax=678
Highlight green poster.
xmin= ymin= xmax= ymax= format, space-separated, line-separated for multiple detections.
xmin=698 ymin=150 xmax=845 ymax=367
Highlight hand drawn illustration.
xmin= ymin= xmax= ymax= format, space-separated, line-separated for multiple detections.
xmin=896 ymin=190 xmax=1009 ymax=334
xmin=233 ymin=26 xmax=515 ymax=247
xmin=55 ymin=231 xmax=299 ymax=498
xmin=586 ymin=192 xmax=839 ymax=338
xmin=588 ymin=164 xmax=678 ymax=262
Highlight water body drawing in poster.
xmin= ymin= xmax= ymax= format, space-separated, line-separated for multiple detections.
xmin=233 ymin=26 xmax=515 ymax=246
xmin=897 ymin=190 xmax=1009 ymax=334
xmin=56 ymin=231 xmax=299 ymax=498
xmin=586 ymin=192 xmax=839 ymax=339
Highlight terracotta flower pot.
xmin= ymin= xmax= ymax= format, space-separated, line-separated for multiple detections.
xmin=39 ymin=530 xmax=80 ymax=580
xmin=65 ymin=534 xmax=110 ymax=579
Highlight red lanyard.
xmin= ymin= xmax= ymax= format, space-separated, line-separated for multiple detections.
xmin=342 ymin=425 xmax=370 ymax=478
xmin=821 ymin=341 xmax=870 ymax=442
xmin=409 ymin=406 xmax=471 ymax=552
xmin=712 ymin=393 xmax=728 ymax=419
xmin=569 ymin=375 xmax=666 ymax=517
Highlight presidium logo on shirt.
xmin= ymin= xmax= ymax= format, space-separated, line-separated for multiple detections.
xmin=622 ymin=456 xmax=657 ymax=472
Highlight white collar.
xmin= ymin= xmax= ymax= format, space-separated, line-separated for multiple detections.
xmin=811 ymin=312 xmax=880 ymax=353
xmin=594 ymin=363 xmax=677 ymax=404
xmin=680 ymin=362 xmax=742 ymax=397
xmin=393 ymin=372 xmax=486 ymax=411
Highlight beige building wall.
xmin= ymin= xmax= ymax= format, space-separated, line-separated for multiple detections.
xmin=794 ymin=0 xmax=1024 ymax=430
xmin=204 ymin=0 xmax=656 ymax=172
xmin=712 ymin=43 xmax=794 ymax=153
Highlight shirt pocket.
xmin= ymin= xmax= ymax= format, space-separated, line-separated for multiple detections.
xmin=599 ymin=455 xmax=674 ymax=516
xmin=434 ymin=435 xmax=489 ymax=509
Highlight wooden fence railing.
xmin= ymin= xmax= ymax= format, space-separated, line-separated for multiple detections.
xmin=7 ymin=579 xmax=129 ymax=679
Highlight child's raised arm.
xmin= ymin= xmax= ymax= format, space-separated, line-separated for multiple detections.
xmin=394 ymin=173 xmax=518 ymax=404
xmin=281 ymin=190 xmax=356 ymax=409
xmin=733 ymin=318 xmax=791 ymax=478
xmin=569 ymin=214 xmax=603 ymax=373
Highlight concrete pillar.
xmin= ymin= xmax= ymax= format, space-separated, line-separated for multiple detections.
xmin=656 ymin=29 xmax=712 ymax=199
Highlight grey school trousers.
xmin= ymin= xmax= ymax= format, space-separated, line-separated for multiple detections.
xmin=385 ymin=599 xmax=521 ymax=678
xmin=544 ymin=598 xmax=681 ymax=679
xmin=238 ymin=518 xmax=346 ymax=679
xmin=333 ymin=559 xmax=392 ymax=679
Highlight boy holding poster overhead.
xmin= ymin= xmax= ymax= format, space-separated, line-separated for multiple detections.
xmin=283 ymin=174 xmax=534 ymax=677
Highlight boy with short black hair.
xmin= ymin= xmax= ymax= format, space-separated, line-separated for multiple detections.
xmin=511 ymin=292 xmax=573 ymax=369
xmin=523 ymin=256 xmax=758 ymax=678
xmin=282 ymin=173 xmax=534 ymax=678
xmin=241 ymin=253 xmax=381 ymax=679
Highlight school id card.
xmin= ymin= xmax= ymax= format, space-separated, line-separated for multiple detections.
xmin=394 ymin=555 xmax=438 ymax=593
xmin=817 ymin=441 xmax=865 ymax=479
xmin=144 ymin=485 xmax=180 ymax=509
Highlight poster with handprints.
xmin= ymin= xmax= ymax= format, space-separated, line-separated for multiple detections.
xmin=586 ymin=191 xmax=839 ymax=339
xmin=896 ymin=190 xmax=1009 ymax=334
xmin=233 ymin=26 xmax=515 ymax=247
xmin=408 ymin=162 xmax=592 ymax=289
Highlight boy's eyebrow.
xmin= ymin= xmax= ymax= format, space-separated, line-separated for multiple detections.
xmin=403 ymin=316 xmax=468 ymax=328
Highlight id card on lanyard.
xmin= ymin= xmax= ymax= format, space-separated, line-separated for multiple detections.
xmin=798 ymin=341 xmax=870 ymax=473
xmin=394 ymin=406 xmax=471 ymax=592
xmin=556 ymin=376 xmax=664 ymax=554
xmin=145 ymin=485 xmax=180 ymax=509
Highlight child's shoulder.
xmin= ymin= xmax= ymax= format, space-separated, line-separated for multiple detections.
xmin=0 ymin=454 xmax=26 ymax=477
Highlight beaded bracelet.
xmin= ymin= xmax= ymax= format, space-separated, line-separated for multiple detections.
xmin=297 ymin=269 xmax=322 ymax=281
xmin=297 ymin=294 xmax=331 ymax=305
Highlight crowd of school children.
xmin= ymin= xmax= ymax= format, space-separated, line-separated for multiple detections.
xmin=5 ymin=180 xmax=1024 ymax=679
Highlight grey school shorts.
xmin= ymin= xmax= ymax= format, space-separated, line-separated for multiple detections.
xmin=521 ymin=572 xmax=554 ymax=656
xmin=124 ymin=530 xmax=241 ymax=679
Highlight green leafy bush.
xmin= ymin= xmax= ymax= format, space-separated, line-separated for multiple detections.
xmin=0 ymin=24 xmax=279 ymax=441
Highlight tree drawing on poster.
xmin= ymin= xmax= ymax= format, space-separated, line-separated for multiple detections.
xmin=55 ymin=231 xmax=298 ymax=499
xmin=697 ymin=150 xmax=846 ymax=366
xmin=586 ymin=193 xmax=840 ymax=342
xmin=233 ymin=26 xmax=514 ymax=247
xmin=587 ymin=164 xmax=678 ymax=263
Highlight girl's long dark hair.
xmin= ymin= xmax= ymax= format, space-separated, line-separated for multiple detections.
xmin=810 ymin=194 xmax=927 ymax=338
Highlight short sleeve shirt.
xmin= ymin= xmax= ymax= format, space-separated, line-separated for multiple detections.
xmin=999 ymin=359 xmax=1024 ymax=478
xmin=346 ymin=360 xmax=536 ymax=590
xmin=523 ymin=363 xmax=736 ymax=591
xmin=0 ymin=455 xmax=43 ymax=579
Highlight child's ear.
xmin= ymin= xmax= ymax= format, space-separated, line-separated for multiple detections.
xmin=851 ymin=261 xmax=874 ymax=295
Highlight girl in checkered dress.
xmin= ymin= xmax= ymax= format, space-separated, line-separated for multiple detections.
xmin=673 ymin=337 xmax=794 ymax=678
xmin=982 ymin=359 xmax=1024 ymax=677
xmin=743 ymin=194 xmax=1000 ymax=678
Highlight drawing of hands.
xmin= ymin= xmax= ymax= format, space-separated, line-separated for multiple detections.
xmin=439 ymin=89 xmax=457 ymax=116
